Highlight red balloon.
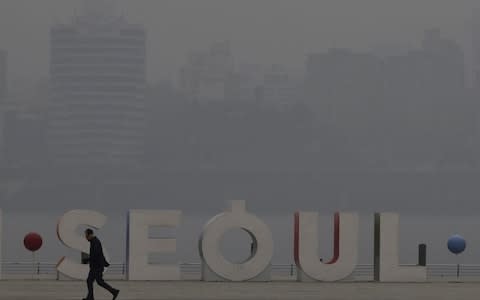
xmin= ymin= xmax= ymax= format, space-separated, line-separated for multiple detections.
xmin=24 ymin=232 xmax=43 ymax=252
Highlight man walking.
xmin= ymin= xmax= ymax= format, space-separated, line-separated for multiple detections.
xmin=83 ymin=228 xmax=120 ymax=300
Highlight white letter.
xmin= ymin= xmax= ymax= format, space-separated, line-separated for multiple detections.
xmin=127 ymin=210 xmax=182 ymax=280
xmin=374 ymin=212 xmax=426 ymax=282
xmin=56 ymin=210 xmax=109 ymax=280
xmin=199 ymin=200 xmax=274 ymax=281
xmin=294 ymin=212 xmax=359 ymax=281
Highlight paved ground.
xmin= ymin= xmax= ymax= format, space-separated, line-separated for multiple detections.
xmin=1 ymin=280 xmax=480 ymax=300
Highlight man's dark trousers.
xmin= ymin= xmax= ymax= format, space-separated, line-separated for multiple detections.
xmin=86 ymin=267 xmax=116 ymax=299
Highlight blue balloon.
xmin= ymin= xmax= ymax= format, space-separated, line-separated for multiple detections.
xmin=448 ymin=235 xmax=466 ymax=255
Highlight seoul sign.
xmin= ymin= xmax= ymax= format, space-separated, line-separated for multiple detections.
xmin=0 ymin=201 xmax=428 ymax=282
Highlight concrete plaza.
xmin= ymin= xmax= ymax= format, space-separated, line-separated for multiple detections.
xmin=1 ymin=280 xmax=480 ymax=300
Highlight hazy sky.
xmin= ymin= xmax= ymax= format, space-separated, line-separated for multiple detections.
xmin=0 ymin=0 xmax=478 ymax=82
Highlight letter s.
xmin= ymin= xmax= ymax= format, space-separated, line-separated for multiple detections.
xmin=56 ymin=210 xmax=109 ymax=279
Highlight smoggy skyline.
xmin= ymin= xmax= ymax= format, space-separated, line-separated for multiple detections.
xmin=1 ymin=0 xmax=479 ymax=83
xmin=1 ymin=0 xmax=480 ymax=215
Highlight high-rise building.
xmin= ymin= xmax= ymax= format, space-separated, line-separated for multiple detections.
xmin=48 ymin=2 xmax=147 ymax=167
xmin=0 ymin=50 xmax=6 ymax=101
xmin=258 ymin=65 xmax=300 ymax=109
xmin=179 ymin=41 xmax=234 ymax=102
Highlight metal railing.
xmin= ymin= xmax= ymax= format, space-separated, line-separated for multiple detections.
xmin=2 ymin=262 xmax=480 ymax=281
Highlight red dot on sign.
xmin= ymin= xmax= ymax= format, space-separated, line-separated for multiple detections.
xmin=24 ymin=232 xmax=43 ymax=252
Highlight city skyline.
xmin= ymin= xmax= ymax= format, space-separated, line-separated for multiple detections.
xmin=1 ymin=0 xmax=479 ymax=83
xmin=0 ymin=1 xmax=480 ymax=214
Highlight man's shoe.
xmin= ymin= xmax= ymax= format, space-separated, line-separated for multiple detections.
xmin=112 ymin=289 xmax=120 ymax=300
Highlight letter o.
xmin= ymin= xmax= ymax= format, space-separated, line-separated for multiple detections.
xmin=199 ymin=201 xmax=274 ymax=281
